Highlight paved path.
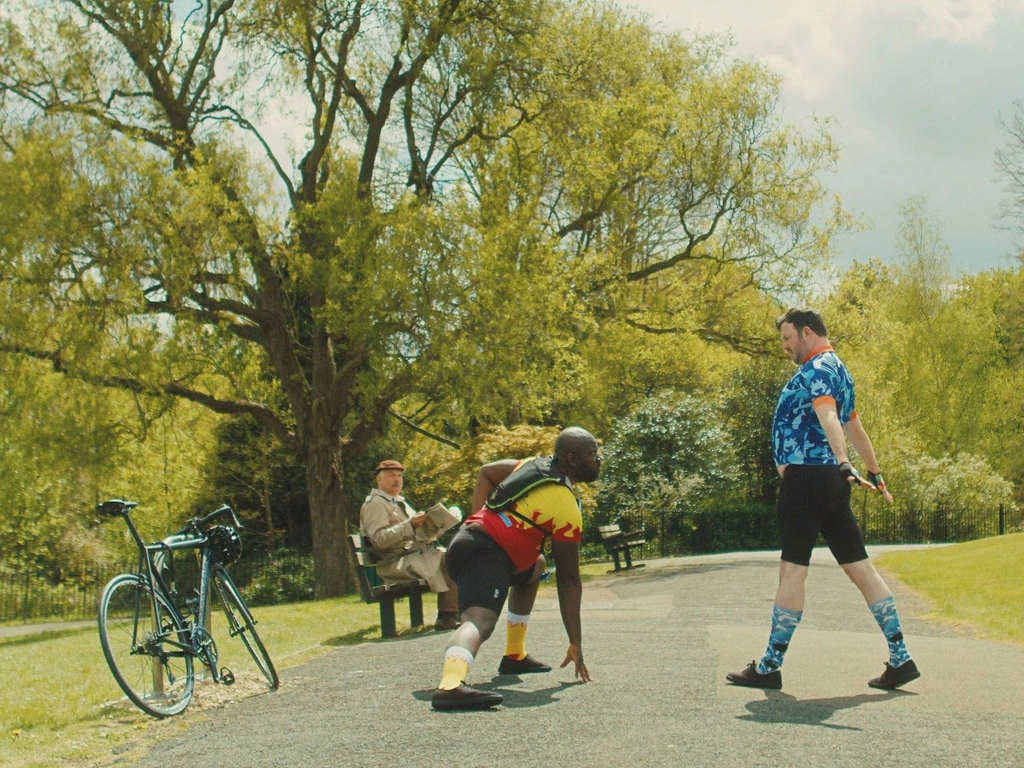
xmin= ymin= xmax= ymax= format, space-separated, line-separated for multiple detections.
xmin=132 ymin=547 xmax=1023 ymax=767
xmin=0 ymin=619 xmax=93 ymax=638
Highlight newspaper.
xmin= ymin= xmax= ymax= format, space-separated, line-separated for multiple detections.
xmin=421 ymin=503 xmax=462 ymax=541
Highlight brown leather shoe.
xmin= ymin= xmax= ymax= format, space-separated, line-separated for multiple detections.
xmin=726 ymin=661 xmax=782 ymax=690
xmin=434 ymin=613 xmax=461 ymax=631
xmin=431 ymin=685 xmax=503 ymax=711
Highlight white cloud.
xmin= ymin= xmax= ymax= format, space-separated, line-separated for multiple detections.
xmin=621 ymin=0 xmax=1024 ymax=270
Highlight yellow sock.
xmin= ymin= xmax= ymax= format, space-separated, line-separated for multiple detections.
xmin=439 ymin=646 xmax=473 ymax=690
xmin=504 ymin=611 xmax=530 ymax=660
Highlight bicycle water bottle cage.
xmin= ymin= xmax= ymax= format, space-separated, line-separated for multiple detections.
xmin=208 ymin=525 xmax=243 ymax=565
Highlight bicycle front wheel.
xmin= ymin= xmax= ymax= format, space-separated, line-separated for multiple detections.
xmin=212 ymin=566 xmax=279 ymax=690
xmin=98 ymin=573 xmax=194 ymax=717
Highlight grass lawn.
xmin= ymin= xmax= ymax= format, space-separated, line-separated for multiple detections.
xmin=876 ymin=533 xmax=1024 ymax=648
xmin=0 ymin=593 xmax=421 ymax=767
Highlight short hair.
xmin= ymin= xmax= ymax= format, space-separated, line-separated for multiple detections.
xmin=554 ymin=427 xmax=597 ymax=463
xmin=775 ymin=307 xmax=827 ymax=337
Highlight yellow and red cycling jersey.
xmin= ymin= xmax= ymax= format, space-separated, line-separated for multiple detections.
xmin=464 ymin=462 xmax=582 ymax=573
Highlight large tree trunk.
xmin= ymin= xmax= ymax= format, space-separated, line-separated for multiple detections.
xmin=306 ymin=402 xmax=352 ymax=598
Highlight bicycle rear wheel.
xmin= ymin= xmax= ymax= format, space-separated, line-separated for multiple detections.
xmin=212 ymin=566 xmax=279 ymax=690
xmin=98 ymin=573 xmax=194 ymax=717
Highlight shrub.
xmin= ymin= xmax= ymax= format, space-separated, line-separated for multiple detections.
xmin=595 ymin=391 xmax=743 ymax=544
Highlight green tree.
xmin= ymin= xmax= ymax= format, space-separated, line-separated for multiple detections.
xmin=597 ymin=391 xmax=743 ymax=553
xmin=829 ymin=199 xmax=1003 ymax=459
xmin=191 ymin=415 xmax=309 ymax=554
xmin=996 ymin=97 xmax=1024 ymax=243
xmin=720 ymin=355 xmax=790 ymax=505
xmin=0 ymin=355 xmax=216 ymax=574
xmin=0 ymin=0 xmax=844 ymax=594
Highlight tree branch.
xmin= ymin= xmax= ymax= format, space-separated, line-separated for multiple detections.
xmin=387 ymin=407 xmax=461 ymax=448
xmin=0 ymin=341 xmax=297 ymax=449
xmin=621 ymin=317 xmax=772 ymax=356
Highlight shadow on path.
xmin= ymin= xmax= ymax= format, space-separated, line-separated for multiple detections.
xmin=411 ymin=680 xmax=582 ymax=710
xmin=736 ymin=689 xmax=916 ymax=731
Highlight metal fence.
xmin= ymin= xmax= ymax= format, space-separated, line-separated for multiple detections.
xmin=4 ymin=504 xmax=1022 ymax=625
xmin=591 ymin=503 xmax=1024 ymax=564
xmin=857 ymin=503 xmax=1023 ymax=544
xmin=0 ymin=549 xmax=315 ymax=625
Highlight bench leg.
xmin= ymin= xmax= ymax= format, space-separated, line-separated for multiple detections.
xmin=611 ymin=551 xmax=622 ymax=571
xmin=409 ymin=591 xmax=425 ymax=628
xmin=379 ymin=597 xmax=398 ymax=639
xmin=623 ymin=548 xmax=633 ymax=569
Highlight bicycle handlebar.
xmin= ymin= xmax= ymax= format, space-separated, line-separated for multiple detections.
xmin=178 ymin=504 xmax=244 ymax=536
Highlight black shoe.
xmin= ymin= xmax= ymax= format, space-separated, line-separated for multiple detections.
xmin=726 ymin=661 xmax=783 ymax=690
xmin=431 ymin=684 xmax=503 ymax=711
xmin=498 ymin=654 xmax=552 ymax=675
xmin=868 ymin=659 xmax=920 ymax=690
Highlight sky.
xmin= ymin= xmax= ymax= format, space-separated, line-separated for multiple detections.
xmin=620 ymin=0 xmax=1024 ymax=274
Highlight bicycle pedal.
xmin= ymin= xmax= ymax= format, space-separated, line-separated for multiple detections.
xmin=220 ymin=668 xmax=235 ymax=686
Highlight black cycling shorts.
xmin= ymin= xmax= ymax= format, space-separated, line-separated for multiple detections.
xmin=445 ymin=526 xmax=538 ymax=614
xmin=776 ymin=464 xmax=868 ymax=567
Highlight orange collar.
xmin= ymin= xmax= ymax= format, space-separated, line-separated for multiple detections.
xmin=801 ymin=344 xmax=834 ymax=364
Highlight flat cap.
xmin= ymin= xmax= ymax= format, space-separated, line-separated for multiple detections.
xmin=375 ymin=459 xmax=405 ymax=473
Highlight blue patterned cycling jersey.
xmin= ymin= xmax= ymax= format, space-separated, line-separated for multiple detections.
xmin=772 ymin=346 xmax=856 ymax=466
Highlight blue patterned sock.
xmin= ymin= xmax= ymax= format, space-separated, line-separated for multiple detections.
xmin=757 ymin=605 xmax=803 ymax=674
xmin=869 ymin=595 xmax=911 ymax=667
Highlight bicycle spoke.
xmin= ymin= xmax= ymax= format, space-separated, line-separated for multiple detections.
xmin=98 ymin=574 xmax=195 ymax=717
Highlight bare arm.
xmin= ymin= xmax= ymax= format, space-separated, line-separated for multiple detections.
xmin=552 ymin=539 xmax=591 ymax=682
xmin=813 ymin=401 xmax=890 ymax=499
xmin=843 ymin=415 xmax=879 ymax=473
xmin=470 ymin=459 xmax=520 ymax=512
xmin=844 ymin=415 xmax=894 ymax=503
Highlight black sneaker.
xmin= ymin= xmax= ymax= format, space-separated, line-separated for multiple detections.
xmin=498 ymin=654 xmax=552 ymax=675
xmin=431 ymin=684 xmax=503 ymax=711
xmin=726 ymin=661 xmax=783 ymax=690
xmin=868 ymin=659 xmax=920 ymax=690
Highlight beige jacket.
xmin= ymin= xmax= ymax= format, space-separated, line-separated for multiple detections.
xmin=359 ymin=489 xmax=448 ymax=592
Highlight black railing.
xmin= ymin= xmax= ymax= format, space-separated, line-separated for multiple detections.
xmin=4 ymin=504 xmax=1022 ymax=624
xmin=593 ymin=502 xmax=1024 ymax=563
xmin=0 ymin=549 xmax=315 ymax=625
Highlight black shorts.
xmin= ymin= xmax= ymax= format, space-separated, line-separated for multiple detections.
xmin=776 ymin=464 xmax=868 ymax=567
xmin=445 ymin=527 xmax=537 ymax=614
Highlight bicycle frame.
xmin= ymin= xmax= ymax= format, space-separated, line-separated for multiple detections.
xmin=120 ymin=509 xmax=227 ymax=681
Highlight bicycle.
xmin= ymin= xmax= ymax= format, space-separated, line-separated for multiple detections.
xmin=96 ymin=499 xmax=279 ymax=717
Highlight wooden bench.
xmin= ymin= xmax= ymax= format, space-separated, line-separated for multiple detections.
xmin=597 ymin=523 xmax=647 ymax=572
xmin=349 ymin=534 xmax=429 ymax=639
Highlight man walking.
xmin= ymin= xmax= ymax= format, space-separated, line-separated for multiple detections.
xmin=430 ymin=427 xmax=600 ymax=710
xmin=727 ymin=307 xmax=921 ymax=691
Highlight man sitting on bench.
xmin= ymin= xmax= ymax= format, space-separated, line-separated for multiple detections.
xmin=359 ymin=459 xmax=460 ymax=631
